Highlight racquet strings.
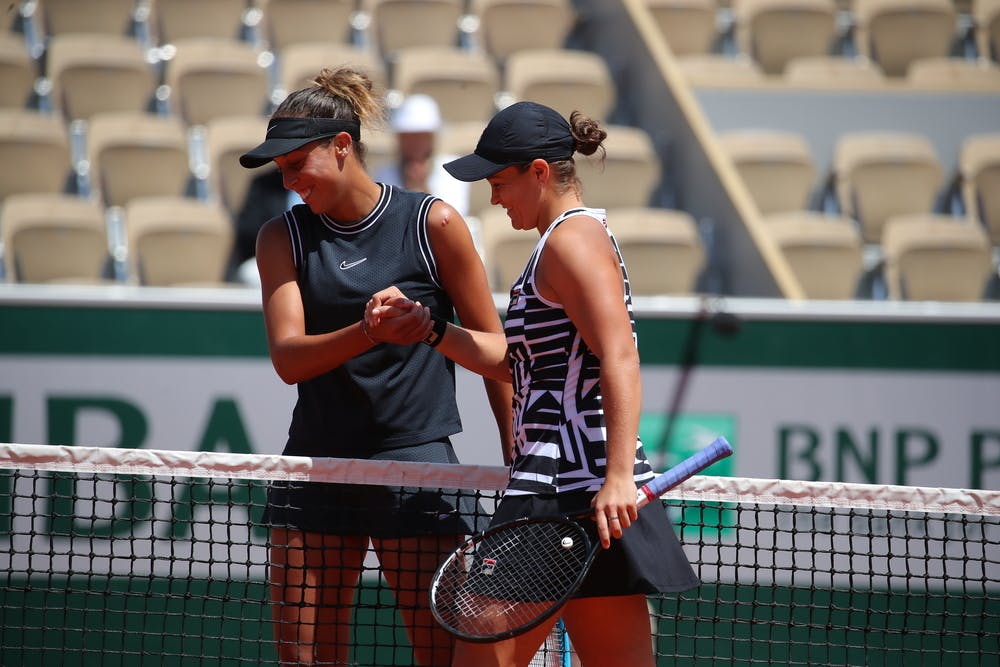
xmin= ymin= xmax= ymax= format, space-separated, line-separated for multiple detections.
xmin=433 ymin=518 xmax=592 ymax=639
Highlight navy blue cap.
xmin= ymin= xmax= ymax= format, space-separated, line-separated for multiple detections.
xmin=443 ymin=102 xmax=575 ymax=182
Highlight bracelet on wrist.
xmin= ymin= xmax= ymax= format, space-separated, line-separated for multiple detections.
xmin=423 ymin=316 xmax=448 ymax=348
xmin=360 ymin=318 xmax=378 ymax=345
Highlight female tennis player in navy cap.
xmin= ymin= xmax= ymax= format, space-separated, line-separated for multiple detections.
xmin=366 ymin=101 xmax=699 ymax=666
xmin=241 ymin=66 xmax=513 ymax=666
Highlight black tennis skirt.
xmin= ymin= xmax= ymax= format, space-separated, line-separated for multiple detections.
xmin=488 ymin=490 xmax=701 ymax=597
xmin=264 ymin=439 xmax=490 ymax=538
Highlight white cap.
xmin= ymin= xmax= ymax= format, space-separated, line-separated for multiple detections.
xmin=391 ymin=94 xmax=442 ymax=133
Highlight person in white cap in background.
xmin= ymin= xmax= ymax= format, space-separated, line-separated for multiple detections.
xmin=375 ymin=94 xmax=471 ymax=216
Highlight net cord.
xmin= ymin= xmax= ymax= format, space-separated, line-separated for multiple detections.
xmin=1 ymin=442 xmax=997 ymax=516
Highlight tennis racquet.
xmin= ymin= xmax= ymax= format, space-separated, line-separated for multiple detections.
xmin=429 ymin=436 xmax=733 ymax=642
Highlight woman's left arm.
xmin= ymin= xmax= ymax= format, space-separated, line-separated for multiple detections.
xmin=536 ymin=215 xmax=643 ymax=544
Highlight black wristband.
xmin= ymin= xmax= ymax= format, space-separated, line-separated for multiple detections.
xmin=423 ymin=316 xmax=448 ymax=348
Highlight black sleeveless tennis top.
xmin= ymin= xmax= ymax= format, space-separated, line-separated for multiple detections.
xmin=281 ymin=184 xmax=461 ymax=457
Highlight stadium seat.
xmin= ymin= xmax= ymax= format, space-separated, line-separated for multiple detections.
xmin=361 ymin=122 xmax=398 ymax=183
xmin=645 ymin=0 xmax=719 ymax=57
xmin=45 ymin=34 xmax=156 ymax=123
xmin=391 ymin=46 xmax=499 ymax=124
xmin=124 ymin=196 xmax=235 ymax=286
xmin=257 ymin=0 xmax=355 ymax=51
xmin=86 ymin=111 xmax=191 ymax=208
xmin=974 ymin=0 xmax=1000 ymax=61
xmin=163 ymin=38 xmax=271 ymax=126
xmin=577 ymin=125 xmax=660 ymax=209
xmin=762 ymin=211 xmax=864 ymax=299
xmin=476 ymin=206 xmax=537 ymax=292
xmin=0 ymin=192 xmax=110 ymax=283
xmin=362 ymin=0 xmax=464 ymax=60
xmin=278 ymin=42 xmax=387 ymax=98
xmin=503 ymin=48 xmax=615 ymax=123
xmin=204 ymin=115 xmax=273 ymax=216
xmin=608 ymin=206 xmax=706 ymax=295
xmin=147 ymin=0 xmax=249 ymax=44
xmin=675 ymin=54 xmax=767 ymax=88
xmin=882 ymin=214 xmax=992 ymax=301
xmin=0 ymin=33 xmax=36 ymax=110
xmin=959 ymin=133 xmax=1000 ymax=246
xmin=833 ymin=131 xmax=943 ymax=244
xmin=783 ymin=55 xmax=887 ymax=88
xmin=717 ymin=130 xmax=817 ymax=215
xmin=852 ymin=0 xmax=958 ymax=77
xmin=734 ymin=0 xmax=838 ymax=75
xmin=471 ymin=0 xmax=576 ymax=62
xmin=0 ymin=109 xmax=72 ymax=204
xmin=906 ymin=56 xmax=1000 ymax=90
xmin=32 ymin=0 xmax=136 ymax=38
xmin=438 ymin=120 xmax=493 ymax=217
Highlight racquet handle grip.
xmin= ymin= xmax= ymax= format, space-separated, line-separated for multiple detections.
xmin=636 ymin=436 xmax=733 ymax=508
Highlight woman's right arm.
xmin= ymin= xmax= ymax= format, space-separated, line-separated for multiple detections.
xmin=256 ymin=218 xmax=378 ymax=384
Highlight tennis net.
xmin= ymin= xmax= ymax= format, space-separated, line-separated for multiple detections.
xmin=0 ymin=442 xmax=997 ymax=666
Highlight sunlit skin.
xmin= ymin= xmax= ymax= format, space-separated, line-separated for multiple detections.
xmin=366 ymin=158 xmax=657 ymax=667
xmin=255 ymin=130 xmax=515 ymax=665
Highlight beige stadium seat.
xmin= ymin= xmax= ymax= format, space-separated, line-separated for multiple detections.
xmin=717 ymin=130 xmax=817 ymax=215
xmin=783 ymin=55 xmax=887 ymax=88
xmin=645 ymin=0 xmax=719 ymax=57
xmin=45 ymin=34 xmax=156 ymax=123
xmin=833 ymin=131 xmax=943 ymax=244
xmin=882 ymin=214 xmax=992 ymax=301
xmin=0 ymin=109 xmax=72 ymax=204
xmin=1 ymin=193 xmax=111 ymax=283
xmin=763 ymin=211 xmax=864 ymax=299
xmin=609 ymin=207 xmax=706 ymax=295
xmin=363 ymin=0 xmax=464 ymax=60
xmin=147 ymin=0 xmax=249 ymax=44
xmin=0 ymin=33 xmax=36 ymax=109
xmin=735 ymin=0 xmax=838 ymax=75
xmin=33 ymin=0 xmax=136 ymax=38
xmin=974 ymin=0 xmax=1000 ymax=61
xmin=906 ymin=57 xmax=1000 ymax=90
xmin=476 ymin=206 xmax=537 ymax=291
xmin=204 ymin=115 xmax=274 ymax=216
xmin=279 ymin=42 xmax=387 ymax=97
xmin=675 ymin=54 xmax=767 ymax=88
xmin=124 ymin=196 xmax=235 ymax=286
xmin=164 ymin=38 xmax=270 ymax=126
xmin=439 ymin=120 xmax=492 ymax=216
xmin=853 ymin=0 xmax=957 ymax=77
xmin=960 ymin=133 xmax=1000 ymax=245
xmin=503 ymin=48 xmax=614 ymax=123
xmin=472 ymin=0 xmax=576 ymax=62
xmin=577 ymin=124 xmax=660 ymax=209
xmin=86 ymin=111 xmax=191 ymax=208
xmin=392 ymin=46 xmax=499 ymax=124
xmin=257 ymin=0 xmax=355 ymax=51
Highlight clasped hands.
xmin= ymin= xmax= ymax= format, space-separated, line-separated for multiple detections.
xmin=363 ymin=286 xmax=432 ymax=345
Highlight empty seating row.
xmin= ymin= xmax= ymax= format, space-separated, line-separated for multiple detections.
xmin=0 ymin=28 xmax=615 ymax=129
xmin=717 ymin=127 xmax=999 ymax=301
xmin=646 ymin=0 xmax=1000 ymax=74
xmin=718 ymin=128 xmax=1000 ymax=247
xmin=0 ymin=192 xmax=233 ymax=286
xmin=9 ymin=0 xmax=580 ymax=65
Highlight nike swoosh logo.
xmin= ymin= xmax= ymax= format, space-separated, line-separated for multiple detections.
xmin=266 ymin=123 xmax=278 ymax=134
xmin=340 ymin=258 xmax=368 ymax=270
